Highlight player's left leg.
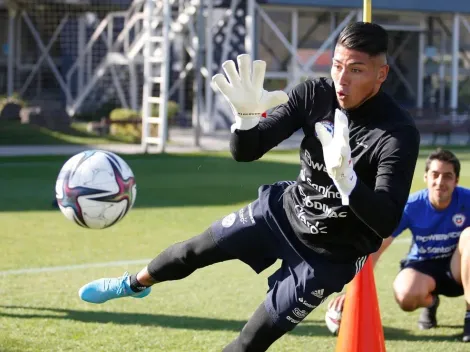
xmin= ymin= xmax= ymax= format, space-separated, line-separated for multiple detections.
xmin=223 ymin=252 xmax=364 ymax=351
xmin=222 ymin=303 xmax=286 ymax=352
xmin=449 ymin=226 xmax=470 ymax=342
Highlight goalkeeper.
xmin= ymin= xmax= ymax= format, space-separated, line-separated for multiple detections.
xmin=328 ymin=149 xmax=470 ymax=342
xmin=79 ymin=22 xmax=420 ymax=351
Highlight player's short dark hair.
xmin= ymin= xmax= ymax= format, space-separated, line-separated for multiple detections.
xmin=425 ymin=148 xmax=460 ymax=178
xmin=337 ymin=22 xmax=388 ymax=57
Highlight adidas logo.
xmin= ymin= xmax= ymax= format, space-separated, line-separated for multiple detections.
xmin=311 ymin=289 xmax=324 ymax=298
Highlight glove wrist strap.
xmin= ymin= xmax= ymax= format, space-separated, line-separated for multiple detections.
xmin=231 ymin=115 xmax=260 ymax=132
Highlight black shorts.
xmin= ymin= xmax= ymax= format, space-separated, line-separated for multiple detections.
xmin=400 ymin=257 xmax=463 ymax=297
xmin=211 ymin=181 xmax=367 ymax=331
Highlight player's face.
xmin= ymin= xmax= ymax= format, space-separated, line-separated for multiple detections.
xmin=424 ymin=160 xmax=458 ymax=209
xmin=331 ymin=45 xmax=389 ymax=110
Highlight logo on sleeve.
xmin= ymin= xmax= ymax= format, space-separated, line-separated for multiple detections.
xmin=222 ymin=213 xmax=236 ymax=228
xmin=452 ymin=213 xmax=466 ymax=227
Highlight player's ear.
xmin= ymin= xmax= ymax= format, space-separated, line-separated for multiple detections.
xmin=377 ymin=65 xmax=389 ymax=83
xmin=423 ymin=172 xmax=427 ymax=183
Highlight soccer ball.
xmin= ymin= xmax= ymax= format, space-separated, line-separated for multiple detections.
xmin=325 ymin=306 xmax=342 ymax=335
xmin=55 ymin=150 xmax=137 ymax=229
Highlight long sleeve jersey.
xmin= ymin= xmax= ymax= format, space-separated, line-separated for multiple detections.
xmin=230 ymin=78 xmax=421 ymax=261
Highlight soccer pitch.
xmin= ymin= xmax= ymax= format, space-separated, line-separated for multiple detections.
xmin=1 ymin=149 xmax=470 ymax=352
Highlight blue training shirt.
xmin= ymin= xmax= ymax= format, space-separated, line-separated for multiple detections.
xmin=392 ymin=186 xmax=470 ymax=261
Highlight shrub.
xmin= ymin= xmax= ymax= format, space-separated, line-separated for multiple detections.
xmin=151 ymin=100 xmax=180 ymax=123
xmin=108 ymin=101 xmax=179 ymax=141
xmin=0 ymin=93 xmax=27 ymax=111
xmin=109 ymin=108 xmax=141 ymax=141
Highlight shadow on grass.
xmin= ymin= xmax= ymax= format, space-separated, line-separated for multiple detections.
xmin=0 ymin=304 xmax=463 ymax=342
xmin=0 ymin=153 xmax=299 ymax=212
xmin=438 ymin=324 xmax=463 ymax=329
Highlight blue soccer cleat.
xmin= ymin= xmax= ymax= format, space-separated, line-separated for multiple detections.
xmin=78 ymin=272 xmax=151 ymax=304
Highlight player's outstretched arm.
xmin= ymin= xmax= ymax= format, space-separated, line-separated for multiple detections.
xmin=212 ymin=54 xmax=304 ymax=161
xmin=348 ymin=126 xmax=420 ymax=238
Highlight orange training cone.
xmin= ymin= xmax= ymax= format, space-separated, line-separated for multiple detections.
xmin=335 ymin=257 xmax=386 ymax=352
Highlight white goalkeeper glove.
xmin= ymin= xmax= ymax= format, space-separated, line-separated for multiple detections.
xmin=315 ymin=109 xmax=357 ymax=206
xmin=212 ymin=54 xmax=289 ymax=132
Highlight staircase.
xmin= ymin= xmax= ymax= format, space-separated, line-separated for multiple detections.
xmin=140 ymin=0 xmax=170 ymax=151
xmin=65 ymin=0 xmax=151 ymax=115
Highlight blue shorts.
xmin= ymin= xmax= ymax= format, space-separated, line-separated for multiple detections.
xmin=400 ymin=257 xmax=463 ymax=297
xmin=211 ymin=182 xmax=367 ymax=331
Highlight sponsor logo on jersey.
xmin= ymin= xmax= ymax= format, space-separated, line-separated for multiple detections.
xmin=239 ymin=208 xmax=247 ymax=224
xmin=286 ymin=316 xmax=300 ymax=324
xmin=292 ymin=308 xmax=308 ymax=319
xmin=304 ymin=150 xmax=327 ymax=173
xmin=300 ymin=170 xmax=341 ymax=199
xmin=298 ymin=186 xmax=347 ymax=218
xmin=418 ymin=244 xmax=457 ymax=255
xmin=247 ymin=203 xmax=256 ymax=224
xmin=294 ymin=205 xmax=328 ymax=234
xmin=415 ymin=232 xmax=461 ymax=242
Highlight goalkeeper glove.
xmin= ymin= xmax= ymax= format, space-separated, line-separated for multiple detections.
xmin=315 ymin=109 xmax=357 ymax=206
xmin=212 ymin=54 xmax=289 ymax=132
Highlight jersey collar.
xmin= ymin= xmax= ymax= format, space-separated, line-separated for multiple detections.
xmin=336 ymin=90 xmax=384 ymax=122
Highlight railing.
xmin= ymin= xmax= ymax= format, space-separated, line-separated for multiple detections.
xmin=65 ymin=0 xmax=152 ymax=115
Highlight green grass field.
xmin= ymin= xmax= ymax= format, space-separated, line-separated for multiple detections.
xmin=1 ymin=149 xmax=470 ymax=352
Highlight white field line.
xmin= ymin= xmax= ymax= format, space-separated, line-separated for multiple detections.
xmin=0 ymin=238 xmax=412 ymax=276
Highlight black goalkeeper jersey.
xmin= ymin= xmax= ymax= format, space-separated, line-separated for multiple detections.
xmin=230 ymin=77 xmax=420 ymax=261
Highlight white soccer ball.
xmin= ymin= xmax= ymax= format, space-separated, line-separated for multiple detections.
xmin=325 ymin=307 xmax=342 ymax=335
xmin=55 ymin=150 xmax=137 ymax=229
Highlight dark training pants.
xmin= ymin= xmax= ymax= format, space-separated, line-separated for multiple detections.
xmin=147 ymin=228 xmax=284 ymax=351
xmin=147 ymin=182 xmax=365 ymax=351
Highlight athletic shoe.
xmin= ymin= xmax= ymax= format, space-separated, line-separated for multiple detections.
xmin=78 ymin=272 xmax=151 ymax=304
xmin=463 ymin=315 xmax=470 ymax=342
xmin=418 ymin=295 xmax=439 ymax=330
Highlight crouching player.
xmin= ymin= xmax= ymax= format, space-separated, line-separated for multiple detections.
xmin=328 ymin=149 xmax=470 ymax=342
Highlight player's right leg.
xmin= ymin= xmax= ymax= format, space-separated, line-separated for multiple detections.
xmin=78 ymin=228 xmax=233 ymax=303
xmin=393 ymin=261 xmax=438 ymax=329
xmin=79 ymin=199 xmax=279 ymax=304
